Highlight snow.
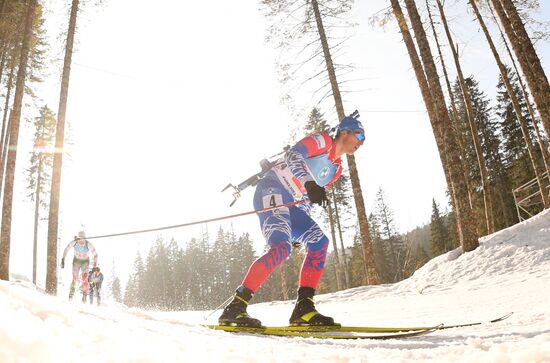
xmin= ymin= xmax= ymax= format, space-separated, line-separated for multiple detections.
xmin=1 ymin=210 xmax=550 ymax=363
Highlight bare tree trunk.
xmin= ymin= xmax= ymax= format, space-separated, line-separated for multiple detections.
xmin=488 ymin=4 xmax=550 ymax=184
xmin=332 ymin=189 xmax=349 ymax=288
xmin=0 ymin=0 xmax=8 ymax=83
xmin=404 ymin=0 xmax=479 ymax=251
xmin=0 ymin=61 xmax=14 ymax=196
xmin=471 ymin=0 xmax=549 ymax=208
xmin=326 ymin=198 xmax=342 ymax=290
xmin=33 ymin=156 xmax=43 ymax=285
xmin=0 ymin=49 xmax=6 ymax=90
xmin=426 ymin=0 xmax=475 ymax=210
xmin=310 ymin=0 xmax=379 ymax=284
xmin=46 ymin=0 xmax=80 ymax=294
xmin=0 ymin=0 xmax=36 ymax=281
xmin=391 ymin=0 xmax=456 ymax=214
xmin=436 ymin=0 xmax=495 ymax=233
xmin=490 ymin=0 xmax=550 ymax=138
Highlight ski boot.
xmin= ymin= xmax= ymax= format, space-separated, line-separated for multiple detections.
xmin=68 ymin=284 xmax=75 ymax=301
xmin=289 ymin=287 xmax=339 ymax=326
xmin=219 ymin=286 xmax=262 ymax=328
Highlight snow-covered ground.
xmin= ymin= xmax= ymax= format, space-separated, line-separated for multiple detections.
xmin=1 ymin=210 xmax=549 ymax=363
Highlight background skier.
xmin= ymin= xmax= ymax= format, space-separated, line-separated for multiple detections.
xmin=89 ymin=267 xmax=104 ymax=306
xmin=61 ymin=231 xmax=98 ymax=302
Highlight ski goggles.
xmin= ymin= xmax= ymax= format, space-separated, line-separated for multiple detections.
xmin=354 ymin=131 xmax=365 ymax=141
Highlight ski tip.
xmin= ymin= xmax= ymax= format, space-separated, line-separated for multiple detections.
xmin=491 ymin=312 xmax=513 ymax=323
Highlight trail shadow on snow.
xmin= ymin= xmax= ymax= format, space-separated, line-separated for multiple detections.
xmin=223 ymin=332 xmax=441 ymax=349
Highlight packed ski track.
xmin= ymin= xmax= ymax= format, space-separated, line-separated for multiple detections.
xmin=1 ymin=209 xmax=549 ymax=362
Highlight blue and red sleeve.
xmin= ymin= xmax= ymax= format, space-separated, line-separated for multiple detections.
xmin=285 ymin=132 xmax=333 ymax=185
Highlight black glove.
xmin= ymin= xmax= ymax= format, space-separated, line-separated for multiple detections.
xmin=61 ymin=258 xmax=65 ymax=269
xmin=304 ymin=181 xmax=328 ymax=207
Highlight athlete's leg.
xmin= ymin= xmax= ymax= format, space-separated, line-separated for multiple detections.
xmin=81 ymin=262 xmax=90 ymax=295
xmin=69 ymin=260 xmax=80 ymax=299
xmin=220 ymin=177 xmax=295 ymax=327
xmin=241 ymin=177 xmax=293 ymax=292
xmin=89 ymin=285 xmax=94 ymax=304
xmin=96 ymin=287 xmax=101 ymax=306
xmin=290 ymin=204 xmax=330 ymax=289
xmin=288 ymin=204 xmax=334 ymax=325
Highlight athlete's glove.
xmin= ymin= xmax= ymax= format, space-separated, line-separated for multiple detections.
xmin=61 ymin=258 xmax=65 ymax=269
xmin=304 ymin=181 xmax=328 ymax=207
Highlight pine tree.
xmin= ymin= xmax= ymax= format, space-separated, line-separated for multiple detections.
xmin=368 ymin=211 xmax=389 ymax=282
xmin=110 ymin=276 xmax=122 ymax=303
xmin=104 ymin=260 xmax=121 ymax=302
xmin=467 ymin=77 xmax=515 ymax=231
xmin=391 ymin=0 xmax=479 ymax=253
xmin=228 ymin=232 xmax=256 ymax=294
xmin=370 ymin=188 xmax=405 ymax=282
xmin=303 ymin=108 xmax=331 ymax=134
xmin=435 ymin=0 xmax=495 ymax=234
xmin=123 ymin=252 xmax=145 ymax=307
xmin=430 ymin=199 xmax=449 ymax=257
xmin=209 ymin=228 xmax=230 ymax=303
xmin=183 ymin=234 xmax=211 ymax=309
xmin=27 ymin=105 xmax=56 ymax=285
xmin=143 ymin=237 xmax=174 ymax=309
xmin=406 ymin=244 xmax=430 ymax=277
xmin=495 ymin=65 xmax=542 ymax=220
xmin=165 ymin=238 xmax=182 ymax=310
xmin=0 ymin=0 xmax=37 ymax=281
xmin=452 ymin=75 xmax=512 ymax=232
xmin=349 ymin=232 xmax=365 ymax=287
xmin=489 ymin=0 xmax=550 ymax=138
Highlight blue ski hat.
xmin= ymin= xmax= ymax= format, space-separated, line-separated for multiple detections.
xmin=337 ymin=112 xmax=364 ymax=134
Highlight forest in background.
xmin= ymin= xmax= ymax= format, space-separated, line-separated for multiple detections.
xmin=1 ymin=0 xmax=549 ymax=306
xmin=118 ymin=63 xmax=548 ymax=309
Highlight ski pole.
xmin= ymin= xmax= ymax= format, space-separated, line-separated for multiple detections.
xmin=84 ymin=199 xmax=309 ymax=240
xmin=203 ymin=295 xmax=234 ymax=321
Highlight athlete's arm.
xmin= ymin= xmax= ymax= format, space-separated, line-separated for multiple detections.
xmin=286 ymin=132 xmax=332 ymax=185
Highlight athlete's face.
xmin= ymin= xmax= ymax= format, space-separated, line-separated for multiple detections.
xmin=341 ymin=130 xmax=365 ymax=155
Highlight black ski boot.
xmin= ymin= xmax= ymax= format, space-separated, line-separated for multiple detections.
xmin=289 ymin=287 xmax=339 ymax=326
xmin=219 ymin=286 xmax=262 ymax=328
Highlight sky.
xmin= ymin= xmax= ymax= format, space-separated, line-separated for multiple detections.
xmin=1 ymin=207 xmax=549 ymax=362
xmin=4 ymin=0 xmax=550 ymax=291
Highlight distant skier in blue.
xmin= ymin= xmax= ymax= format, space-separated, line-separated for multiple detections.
xmin=89 ymin=267 xmax=104 ymax=306
xmin=219 ymin=113 xmax=365 ymax=327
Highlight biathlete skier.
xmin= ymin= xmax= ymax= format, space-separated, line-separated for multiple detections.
xmin=61 ymin=231 xmax=98 ymax=302
xmin=219 ymin=113 xmax=366 ymax=327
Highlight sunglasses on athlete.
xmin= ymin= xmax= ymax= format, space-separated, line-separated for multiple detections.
xmin=354 ymin=131 xmax=365 ymax=141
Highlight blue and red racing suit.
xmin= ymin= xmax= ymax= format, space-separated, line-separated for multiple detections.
xmin=242 ymin=131 xmax=343 ymax=292
xmin=62 ymin=239 xmax=98 ymax=297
